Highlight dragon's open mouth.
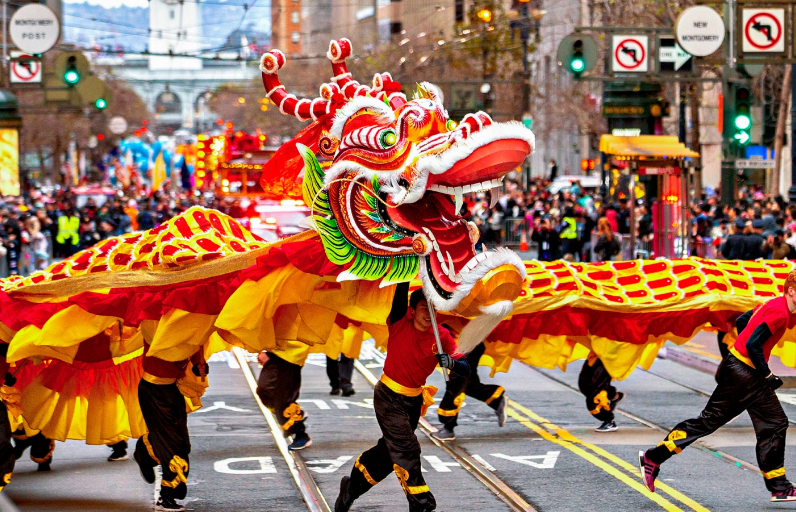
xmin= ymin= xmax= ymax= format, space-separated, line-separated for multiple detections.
xmin=387 ymin=136 xmax=530 ymax=310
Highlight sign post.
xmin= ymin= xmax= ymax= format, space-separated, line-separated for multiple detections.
xmin=612 ymin=36 xmax=649 ymax=73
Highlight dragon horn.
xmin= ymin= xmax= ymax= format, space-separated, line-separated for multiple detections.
xmin=260 ymin=50 xmax=336 ymax=122
xmin=327 ymin=38 xmax=407 ymax=109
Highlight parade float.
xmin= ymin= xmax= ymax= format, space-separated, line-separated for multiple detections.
xmin=0 ymin=38 xmax=791 ymax=444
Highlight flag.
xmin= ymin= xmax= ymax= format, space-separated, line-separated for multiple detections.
xmin=152 ymin=152 xmax=166 ymax=192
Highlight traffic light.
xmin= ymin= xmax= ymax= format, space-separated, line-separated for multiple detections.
xmin=733 ymin=85 xmax=752 ymax=146
xmin=63 ymin=56 xmax=80 ymax=85
xmin=95 ymin=98 xmax=107 ymax=110
xmin=570 ymin=39 xmax=585 ymax=74
xmin=580 ymin=159 xmax=595 ymax=171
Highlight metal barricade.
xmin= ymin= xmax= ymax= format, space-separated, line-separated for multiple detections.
xmin=502 ymin=218 xmax=528 ymax=247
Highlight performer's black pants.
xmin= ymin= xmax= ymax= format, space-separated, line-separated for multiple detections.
xmin=716 ymin=331 xmax=730 ymax=360
xmin=646 ymin=354 xmax=791 ymax=493
xmin=256 ymin=353 xmax=306 ymax=436
xmin=437 ymin=343 xmax=503 ymax=429
xmin=0 ymin=402 xmax=13 ymax=491
xmin=578 ymin=358 xmax=616 ymax=423
xmin=326 ymin=355 xmax=354 ymax=392
xmin=346 ymin=382 xmax=435 ymax=512
xmin=135 ymin=380 xmax=191 ymax=500
xmin=13 ymin=430 xmax=54 ymax=465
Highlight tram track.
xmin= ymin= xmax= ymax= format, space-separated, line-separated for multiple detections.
xmin=529 ymin=364 xmax=761 ymax=474
xmin=232 ymin=347 xmax=332 ymax=512
xmin=353 ymin=359 xmax=536 ymax=512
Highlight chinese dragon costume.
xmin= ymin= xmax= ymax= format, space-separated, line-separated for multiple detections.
xmin=0 ymin=38 xmax=792 ymax=451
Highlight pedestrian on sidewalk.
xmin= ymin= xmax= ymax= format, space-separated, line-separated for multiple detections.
xmin=639 ymin=270 xmax=796 ymax=503
xmin=256 ymin=340 xmax=312 ymax=451
xmin=327 ymin=354 xmax=355 ymax=397
xmin=433 ymin=341 xmax=508 ymax=441
xmin=335 ymin=283 xmax=470 ymax=512
xmin=578 ymin=353 xmax=625 ymax=433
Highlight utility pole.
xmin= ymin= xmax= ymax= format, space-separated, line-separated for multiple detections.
xmin=790 ymin=63 xmax=796 ymax=203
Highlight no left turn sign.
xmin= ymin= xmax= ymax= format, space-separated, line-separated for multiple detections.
xmin=742 ymin=8 xmax=785 ymax=53
xmin=612 ymin=36 xmax=649 ymax=72
xmin=9 ymin=52 xmax=41 ymax=84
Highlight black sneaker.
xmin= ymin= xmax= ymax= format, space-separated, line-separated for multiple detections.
xmin=13 ymin=437 xmax=30 ymax=460
xmin=341 ymin=387 xmax=356 ymax=397
xmin=495 ymin=394 xmax=508 ymax=427
xmin=432 ymin=428 xmax=456 ymax=441
xmin=108 ymin=440 xmax=128 ymax=462
xmin=288 ymin=433 xmax=312 ymax=451
xmin=335 ymin=476 xmax=353 ymax=512
xmin=134 ymin=447 xmax=156 ymax=484
xmin=154 ymin=496 xmax=186 ymax=512
xmin=330 ymin=387 xmax=340 ymax=396
xmin=610 ymin=392 xmax=625 ymax=411
xmin=37 ymin=460 xmax=51 ymax=472
xmin=595 ymin=421 xmax=618 ymax=432
xmin=772 ymin=487 xmax=796 ymax=502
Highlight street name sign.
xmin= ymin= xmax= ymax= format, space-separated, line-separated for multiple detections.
xmin=676 ymin=6 xmax=725 ymax=57
xmin=612 ymin=36 xmax=649 ymax=72
xmin=9 ymin=4 xmax=60 ymax=55
xmin=659 ymin=37 xmax=693 ymax=72
xmin=109 ymin=117 xmax=128 ymax=135
xmin=735 ymin=158 xmax=775 ymax=169
xmin=742 ymin=8 xmax=785 ymax=53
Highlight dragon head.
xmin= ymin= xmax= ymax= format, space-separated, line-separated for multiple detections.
xmin=259 ymin=39 xmax=533 ymax=344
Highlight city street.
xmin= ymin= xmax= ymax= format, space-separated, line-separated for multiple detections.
xmin=5 ymin=338 xmax=796 ymax=512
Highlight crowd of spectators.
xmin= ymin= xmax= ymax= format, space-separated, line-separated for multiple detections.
xmin=1 ymin=178 xmax=795 ymax=278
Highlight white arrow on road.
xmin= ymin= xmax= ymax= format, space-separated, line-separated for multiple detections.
xmin=193 ymin=401 xmax=252 ymax=414
xmin=659 ymin=44 xmax=691 ymax=71
xmin=305 ymin=456 xmax=352 ymax=474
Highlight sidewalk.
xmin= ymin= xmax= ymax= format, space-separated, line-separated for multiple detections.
xmin=661 ymin=330 xmax=796 ymax=386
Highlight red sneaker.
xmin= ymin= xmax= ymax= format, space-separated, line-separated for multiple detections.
xmin=771 ymin=487 xmax=796 ymax=502
xmin=638 ymin=451 xmax=660 ymax=493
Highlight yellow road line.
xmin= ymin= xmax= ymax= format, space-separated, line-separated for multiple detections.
xmin=509 ymin=401 xmax=711 ymax=512
xmin=505 ymin=408 xmax=686 ymax=512
xmin=680 ymin=346 xmax=722 ymax=362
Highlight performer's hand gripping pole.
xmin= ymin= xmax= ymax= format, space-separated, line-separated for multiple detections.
xmin=425 ymin=297 xmax=449 ymax=382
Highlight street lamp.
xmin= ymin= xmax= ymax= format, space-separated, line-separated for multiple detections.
xmin=477 ymin=8 xmax=492 ymax=23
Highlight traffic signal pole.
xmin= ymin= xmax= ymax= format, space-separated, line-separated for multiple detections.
xmin=790 ymin=63 xmax=796 ymax=202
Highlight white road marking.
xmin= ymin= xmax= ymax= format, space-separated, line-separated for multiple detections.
xmin=305 ymin=456 xmax=353 ymax=474
xmin=472 ymin=454 xmax=497 ymax=472
xmin=490 ymin=451 xmax=560 ymax=469
xmin=214 ymin=456 xmax=278 ymax=474
xmin=298 ymin=399 xmax=332 ymax=410
xmin=193 ymin=401 xmax=252 ymax=414
xmin=777 ymin=393 xmax=796 ymax=406
xmin=423 ymin=455 xmax=461 ymax=472
xmin=332 ymin=399 xmax=374 ymax=410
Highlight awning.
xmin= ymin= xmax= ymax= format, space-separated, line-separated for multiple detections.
xmin=599 ymin=135 xmax=699 ymax=158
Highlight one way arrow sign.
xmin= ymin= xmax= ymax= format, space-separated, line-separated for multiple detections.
xmin=659 ymin=36 xmax=693 ymax=72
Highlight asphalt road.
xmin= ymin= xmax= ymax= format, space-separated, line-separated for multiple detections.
xmin=6 ymin=341 xmax=796 ymax=511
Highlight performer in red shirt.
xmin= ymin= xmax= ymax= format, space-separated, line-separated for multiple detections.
xmin=134 ymin=343 xmax=208 ymax=512
xmin=639 ymin=270 xmax=796 ymax=503
xmin=335 ymin=283 xmax=470 ymax=512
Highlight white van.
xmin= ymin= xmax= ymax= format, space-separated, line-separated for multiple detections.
xmin=547 ymin=175 xmax=602 ymax=194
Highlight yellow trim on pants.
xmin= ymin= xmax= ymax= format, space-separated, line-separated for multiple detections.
xmin=589 ymin=390 xmax=610 ymax=416
xmin=393 ymin=464 xmax=429 ymax=495
xmin=355 ymin=455 xmax=378 ymax=486
xmin=763 ymin=467 xmax=787 ymax=479
xmin=438 ymin=393 xmax=465 ymax=417
xmin=143 ymin=433 xmax=161 ymax=464
xmin=484 ymin=387 xmax=505 ymax=405
xmin=143 ymin=372 xmax=178 ymax=385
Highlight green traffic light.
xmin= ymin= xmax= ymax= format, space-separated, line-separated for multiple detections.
xmin=64 ymin=69 xmax=80 ymax=85
xmin=95 ymin=98 xmax=107 ymax=110
xmin=734 ymin=114 xmax=751 ymax=130
xmin=571 ymin=58 xmax=585 ymax=73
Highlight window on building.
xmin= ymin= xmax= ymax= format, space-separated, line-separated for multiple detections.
xmin=390 ymin=22 xmax=402 ymax=35
xmin=292 ymin=31 xmax=300 ymax=44
xmin=455 ymin=0 xmax=464 ymax=22
xmin=170 ymin=9 xmax=175 ymax=19
xmin=291 ymin=11 xmax=299 ymax=24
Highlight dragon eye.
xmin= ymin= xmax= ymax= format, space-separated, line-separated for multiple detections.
xmin=446 ymin=120 xmax=457 ymax=131
xmin=379 ymin=129 xmax=398 ymax=148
